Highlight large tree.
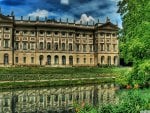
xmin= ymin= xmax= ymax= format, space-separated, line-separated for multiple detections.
xmin=117 ymin=0 xmax=150 ymax=85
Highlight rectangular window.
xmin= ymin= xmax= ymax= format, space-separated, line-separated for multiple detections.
xmin=90 ymin=45 xmax=93 ymax=52
xmin=15 ymin=57 xmax=18 ymax=63
xmin=77 ymin=58 xmax=80 ymax=64
xmin=4 ymin=39 xmax=9 ymax=48
xmin=107 ymin=44 xmax=110 ymax=51
xmin=83 ymin=45 xmax=86 ymax=52
xmin=113 ymin=44 xmax=117 ymax=52
xmin=23 ymin=57 xmax=26 ymax=63
xmin=23 ymin=42 xmax=27 ymax=50
xmin=30 ymin=43 xmax=35 ymax=50
xmin=90 ymin=58 xmax=92 ymax=64
xmin=31 ymin=57 xmax=34 ymax=63
xmin=15 ymin=42 xmax=19 ymax=50
xmin=101 ymin=44 xmax=104 ymax=51
xmin=76 ymin=44 xmax=80 ymax=52
xmin=84 ymin=58 xmax=86 ymax=64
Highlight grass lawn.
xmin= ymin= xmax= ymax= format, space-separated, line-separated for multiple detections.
xmin=0 ymin=67 xmax=131 ymax=81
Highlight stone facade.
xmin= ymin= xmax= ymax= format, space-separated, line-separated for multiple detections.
xmin=0 ymin=13 xmax=119 ymax=67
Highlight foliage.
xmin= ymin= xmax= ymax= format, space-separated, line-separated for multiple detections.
xmin=76 ymin=89 xmax=150 ymax=113
xmin=117 ymin=0 xmax=150 ymax=85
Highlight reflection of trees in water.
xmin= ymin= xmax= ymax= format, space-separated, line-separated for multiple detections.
xmin=0 ymin=84 xmax=116 ymax=113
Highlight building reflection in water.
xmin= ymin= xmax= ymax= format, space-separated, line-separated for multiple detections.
xmin=0 ymin=84 xmax=117 ymax=113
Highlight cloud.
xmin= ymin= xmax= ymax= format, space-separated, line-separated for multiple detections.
xmin=27 ymin=9 xmax=50 ymax=18
xmin=76 ymin=14 xmax=95 ymax=24
xmin=61 ymin=0 xmax=69 ymax=5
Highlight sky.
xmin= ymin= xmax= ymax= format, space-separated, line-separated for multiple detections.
xmin=0 ymin=0 xmax=122 ymax=27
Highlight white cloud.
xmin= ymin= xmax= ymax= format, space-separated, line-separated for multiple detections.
xmin=61 ymin=0 xmax=69 ymax=5
xmin=76 ymin=14 xmax=95 ymax=24
xmin=27 ymin=9 xmax=50 ymax=18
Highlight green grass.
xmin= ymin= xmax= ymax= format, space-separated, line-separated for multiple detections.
xmin=0 ymin=67 xmax=130 ymax=81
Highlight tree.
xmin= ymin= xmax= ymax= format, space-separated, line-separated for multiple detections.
xmin=117 ymin=0 xmax=150 ymax=85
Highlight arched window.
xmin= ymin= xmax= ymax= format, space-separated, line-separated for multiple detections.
xmin=47 ymin=42 xmax=51 ymax=50
xmin=101 ymin=56 xmax=105 ymax=64
xmin=62 ymin=56 xmax=66 ymax=65
xmin=54 ymin=55 xmax=59 ymax=64
xmin=62 ymin=43 xmax=65 ymax=51
xmin=47 ymin=55 xmax=51 ymax=65
xmin=107 ymin=56 xmax=111 ymax=65
xmin=39 ymin=42 xmax=44 ymax=50
xmin=69 ymin=43 xmax=72 ymax=51
xmin=4 ymin=54 xmax=9 ymax=65
xmin=114 ymin=56 xmax=118 ymax=65
xmin=54 ymin=43 xmax=58 ymax=51
xmin=69 ymin=56 xmax=73 ymax=65
xmin=39 ymin=55 xmax=44 ymax=65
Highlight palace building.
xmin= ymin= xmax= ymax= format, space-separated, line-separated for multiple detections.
xmin=0 ymin=11 xmax=119 ymax=67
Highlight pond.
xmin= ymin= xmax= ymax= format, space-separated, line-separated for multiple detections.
xmin=0 ymin=84 xmax=117 ymax=113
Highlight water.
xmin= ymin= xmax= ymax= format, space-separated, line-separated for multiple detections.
xmin=0 ymin=84 xmax=117 ymax=113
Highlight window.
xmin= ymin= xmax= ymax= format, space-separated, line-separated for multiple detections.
xmin=76 ymin=44 xmax=80 ymax=52
xmin=16 ymin=30 xmax=19 ymax=34
xmin=100 ymin=33 xmax=104 ymax=36
xmin=90 ymin=58 xmax=92 ymax=64
xmin=69 ymin=56 xmax=73 ymax=65
xmin=39 ymin=42 xmax=44 ymax=50
xmin=15 ymin=42 xmax=19 ymax=50
xmin=31 ymin=57 xmax=34 ymax=63
xmin=76 ymin=33 xmax=80 ymax=37
xmin=30 ymin=43 xmax=35 ymax=50
xmin=84 ymin=58 xmax=86 ymax=64
xmin=69 ymin=43 xmax=72 ymax=51
xmin=82 ymin=33 xmax=86 ymax=37
xmin=47 ymin=42 xmax=51 ymax=50
xmin=90 ymin=45 xmax=93 ymax=52
xmin=54 ymin=43 xmax=58 ymax=51
xmin=106 ymin=33 xmax=110 ymax=37
xmin=23 ymin=30 xmax=28 ymax=34
xmin=54 ymin=95 xmax=58 ymax=102
xmin=62 ymin=56 xmax=66 ymax=65
xmin=40 ymin=95 xmax=44 ymax=102
xmin=4 ymin=39 xmax=9 ymax=48
xmin=83 ymin=45 xmax=86 ymax=52
xmin=30 ymin=31 xmax=35 ymax=35
xmin=101 ymin=44 xmax=104 ymax=51
xmin=54 ymin=55 xmax=59 ymax=64
xmin=77 ymin=58 xmax=79 ymax=64
xmin=23 ymin=42 xmax=27 ymax=50
xmin=40 ymin=31 xmax=44 ymax=35
xmin=54 ymin=31 xmax=59 ymax=36
xmin=47 ymin=55 xmax=51 ymax=65
xmin=69 ymin=32 xmax=73 ymax=37
xmin=101 ymin=56 xmax=105 ymax=64
xmin=89 ymin=34 xmax=92 ymax=38
xmin=61 ymin=32 xmax=66 ymax=36
xmin=23 ymin=57 xmax=26 ymax=63
xmin=15 ymin=57 xmax=18 ymax=63
xmin=5 ymin=27 xmax=10 ymax=32
xmin=62 ymin=43 xmax=65 ymax=51
xmin=4 ymin=54 xmax=9 ymax=65
xmin=113 ymin=44 xmax=117 ymax=52
xmin=107 ymin=56 xmax=111 ymax=65
xmin=112 ymin=33 xmax=116 ymax=37
xmin=46 ymin=31 xmax=51 ymax=36
xmin=107 ymin=44 xmax=110 ymax=51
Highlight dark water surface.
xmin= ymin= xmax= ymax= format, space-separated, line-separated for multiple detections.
xmin=0 ymin=84 xmax=117 ymax=113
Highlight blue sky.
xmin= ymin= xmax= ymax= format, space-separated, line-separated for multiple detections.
xmin=0 ymin=0 xmax=122 ymax=27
